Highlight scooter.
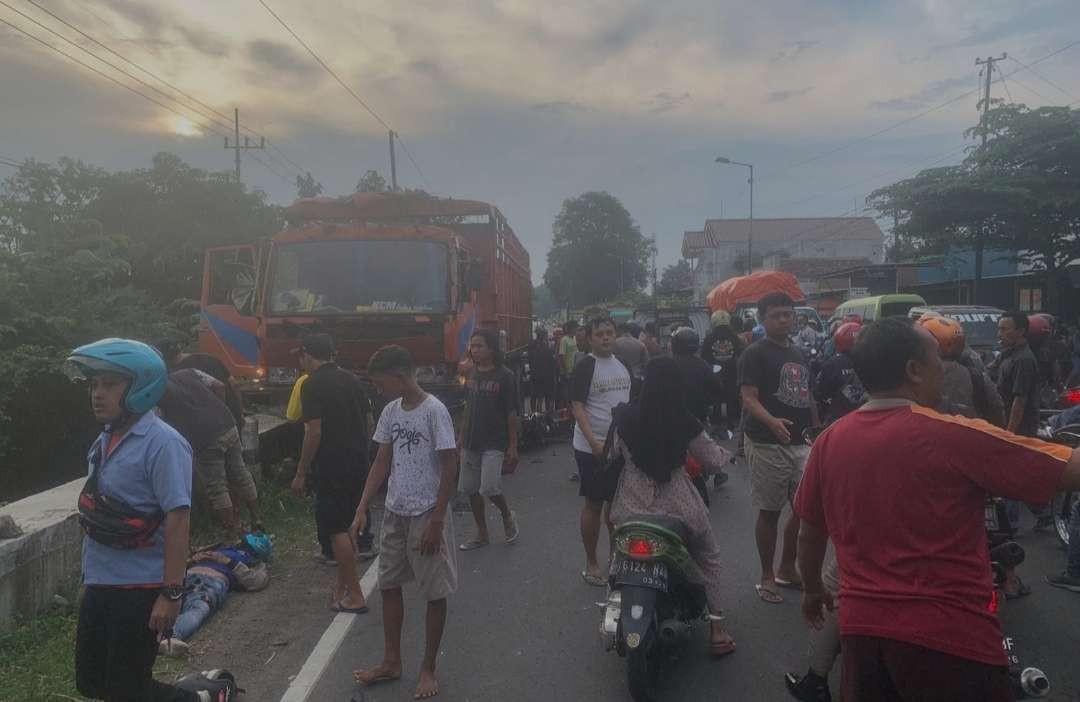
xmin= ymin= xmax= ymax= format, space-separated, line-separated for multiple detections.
xmin=599 ymin=516 xmax=711 ymax=702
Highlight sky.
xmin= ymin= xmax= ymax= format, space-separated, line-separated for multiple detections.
xmin=2 ymin=0 xmax=1079 ymax=283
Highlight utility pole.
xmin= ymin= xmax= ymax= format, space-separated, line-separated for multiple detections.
xmin=972 ymin=53 xmax=1006 ymax=304
xmin=651 ymin=235 xmax=658 ymax=296
xmin=388 ymin=130 xmax=399 ymax=192
xmin=223 ymin=108 xmax=264 ymax=184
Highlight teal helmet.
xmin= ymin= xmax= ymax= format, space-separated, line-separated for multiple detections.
xmin=751 ymin=325 xmax=766 ymax=342
xmin=65 ymin=338 xmax=167 ymax=415
xmin=242 ymin=531 xmax=273 ymax=562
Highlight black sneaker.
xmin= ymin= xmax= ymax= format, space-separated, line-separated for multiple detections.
xmin=1046 ymin=572 xmax=1080 ymax=592
xmin=175 ymin=669 xmax=240 ymax=701
xmin=785 ymin=670 xmax=831 ymax=702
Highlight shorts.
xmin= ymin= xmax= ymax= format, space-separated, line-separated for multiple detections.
xmin=575 ymin=450 xmax=618 ymax=504
xmin=745 ymin=435 xmax=808 ymax=511
xmin=197 ymin=427 xmax=257 ymax=511
xmin=841 ymin=635 xmax=1011 ymax=702
xmin=378 ymin=508 xmax=458 ymax=601
xmin=315 ymin=461 xmax=366 ymax=536
xmin=458 ymin=449 xmax=505 ymax=497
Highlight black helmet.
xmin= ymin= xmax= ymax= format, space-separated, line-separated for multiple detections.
xmin=671 ymin=327 xmax=700 ymax=355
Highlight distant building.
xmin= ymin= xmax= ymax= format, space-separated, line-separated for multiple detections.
xmin=682 ymin=217 xmax=885 ymax=301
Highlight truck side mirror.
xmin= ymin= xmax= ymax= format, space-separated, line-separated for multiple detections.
xmin=466 ymin=258 xmax=486 ymax=291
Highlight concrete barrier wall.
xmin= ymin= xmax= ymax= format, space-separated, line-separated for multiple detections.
xmin=0 ymin=478 xmax=84 ymax=631
xmin=0 ymin=414 xmax=289 ymax=631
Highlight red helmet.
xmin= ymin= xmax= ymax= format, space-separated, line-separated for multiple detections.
xmin=842 ymin=313 xmax=863 ymax=325
xmin=833 ymin=322 xmax=861 ymax=354
xmin=1027 ymin=314 xmax=1051 ymax=341
xmin=917 ymin=315 xmax=965 ymax=359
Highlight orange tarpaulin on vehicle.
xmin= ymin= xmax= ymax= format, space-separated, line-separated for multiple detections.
xmin=706 ymin=271 xmax=805 ymax=313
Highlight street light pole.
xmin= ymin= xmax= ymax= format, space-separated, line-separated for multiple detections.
xmin=716 ymin=157 xmax=754 ymax=275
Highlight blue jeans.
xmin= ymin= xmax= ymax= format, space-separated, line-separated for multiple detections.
xmin=173 ymin=573 xmax=229 ymax=642
xmin=1068 ymin=498 xmax=1080 ymax=578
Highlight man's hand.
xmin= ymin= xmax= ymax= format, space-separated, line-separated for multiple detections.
xmin=290 ymin=470 xmax=306 ymax=497
xmin=590 ymin=438 xmax=604 ymax=459
xmin=149 ymin=594 xmax=181 ymax=638
xmin=504 ymin=449 xmax=519 ymax=472
xmin=767 ymin=416 xmax=794 ymax=444
xmin=801 ymin=590 xmax=835 ymax=631
xmin=417 ymin=516 xmax=444 ymax=556
xmin=350 ymin=505 xmax=368 ymax=544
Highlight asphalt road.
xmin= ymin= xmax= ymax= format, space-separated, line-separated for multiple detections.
xmin=298 ymin=438 xmax=1080 ymax=702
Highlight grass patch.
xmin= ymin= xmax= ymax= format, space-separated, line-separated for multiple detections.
xmin=0 ymin=469 xmax=313 ymax=701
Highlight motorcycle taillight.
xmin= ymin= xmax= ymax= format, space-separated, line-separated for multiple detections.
xmin=1063 ymin=388 xmax=1080 ymax=406
xmin=988 ymin=589 xmax=1000 ymax=615
xmin=628 ymin=538 xmax=654 ymax=557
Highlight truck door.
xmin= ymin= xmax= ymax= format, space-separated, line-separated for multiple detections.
xmin=199 ymin=245 xmax=261 ymax=378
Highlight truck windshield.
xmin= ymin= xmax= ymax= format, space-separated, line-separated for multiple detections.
xmin=269 ymin=240 xmax=449 ymax=315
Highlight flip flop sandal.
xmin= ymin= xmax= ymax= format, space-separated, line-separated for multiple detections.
xmin=755 ymin=583 xmax=784 ymax=604
xmin=581 ymin=571 xmax=607 ymax=587
xmin=709 ymin=637 xmax=737 ymax=657
xmin=775 ymin=578 xmax=804 ymax=590
xmin=459 ymin=538 xmax=489 ymax=551
xmin=332 ymin=600 xmax=370 ymax=614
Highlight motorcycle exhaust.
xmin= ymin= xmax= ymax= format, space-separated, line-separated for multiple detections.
xmin=1020 ymin=667 xmax=1050 ymax=698
xmin=600 ymin=591 xmax=621 ymax=637
xmin=658 ymin=618 xmax=690 ymax=644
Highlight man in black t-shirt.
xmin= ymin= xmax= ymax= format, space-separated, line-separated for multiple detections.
xmin=457 ymin=329 xmax=521 ymax=551
xmin=292 ymin=334 xmax=374 ymax=613
xmin=159 ymin=368 xmax=259 ymax=539
xmin=738 ymin=292 xmax=819 ymax=604
xmin=996 ymin=312 xmax=1053 ymax=534
xmin=159 ymin=341 xmax=245 ymax=431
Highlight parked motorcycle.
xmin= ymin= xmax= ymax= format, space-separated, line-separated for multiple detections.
xmin=599 ymin=516 xmax=709 ymax=702
xmin=1047 ymin=421 xmax=1080 ymax=548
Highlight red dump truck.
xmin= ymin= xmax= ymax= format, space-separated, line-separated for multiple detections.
xmin=198 ymin=192 xmax=531 ymax=400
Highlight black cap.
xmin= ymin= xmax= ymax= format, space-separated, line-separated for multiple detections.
xmin=299 ymin=333 xmax=335 ymax=361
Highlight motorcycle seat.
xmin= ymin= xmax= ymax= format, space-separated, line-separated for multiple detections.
xmin=622 ymin=514 xmax=689 ymax=544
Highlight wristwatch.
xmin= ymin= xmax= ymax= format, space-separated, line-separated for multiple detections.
xmin=162 ymin=585 xmax=185 ymax=601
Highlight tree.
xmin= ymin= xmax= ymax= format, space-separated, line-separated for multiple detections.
xmin=868 ymin=104 xmax=1080 ymax=308
xmin=543 ymin=191 xmax=650 ymax=307
xmin=295 ymin=171 xmax=323 ymax=198
xmin=356 ymin=170 xmax=387 ymax=193
xmin=658 ymin=259 xmax=693 ymax=293
xmin=532 ymin=284 xmax=559 ymax=318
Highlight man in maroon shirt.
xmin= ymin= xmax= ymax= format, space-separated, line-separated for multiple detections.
xmin=794 ymin=317 xmax=1080 ymax=701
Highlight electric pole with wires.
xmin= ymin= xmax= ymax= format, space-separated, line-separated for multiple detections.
xmin=971 ymin=53 xmax=1006 ymax=305
xmin=224 ymin=108 xmax=265 ymax=183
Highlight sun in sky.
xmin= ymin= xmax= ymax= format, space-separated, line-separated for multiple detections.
xmin=169 ymin=116 xmax=202 ymax=137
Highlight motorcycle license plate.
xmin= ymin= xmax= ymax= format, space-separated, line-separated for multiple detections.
xmin=613 ymin=558 xmax=668 ymax=591
xmin=985 ymin=504 xmax=999 ymax=531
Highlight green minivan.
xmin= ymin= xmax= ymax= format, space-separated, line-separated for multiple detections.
xmin=832 ymin=294 xmax=926 ymax=323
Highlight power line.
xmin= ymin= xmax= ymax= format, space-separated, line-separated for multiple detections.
xmin=1008 ymin=55 xmax=1077 ymax=102
xmin=995 ymin=68 xmax=1015 ymax=104
xmin=765 ymin=39 xmax=1080 ymax=182
xmin=394 ymin=134 xmax=433 ymax=190
xmin=1000 ymin=70 xmax=1053 ymax=105
xmin=14 ymin=0 xmax=314 ymax=180
xmin=0 ymin=14 xmax=291 ymax=186
xmin=256 ymin=0 xmax=433 ymax=189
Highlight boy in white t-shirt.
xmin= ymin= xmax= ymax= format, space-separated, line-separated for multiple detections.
xmin=351 ymin=345 xmax=458 ymax=700
xmin=570 ymin=316 xmax=631 ymax=587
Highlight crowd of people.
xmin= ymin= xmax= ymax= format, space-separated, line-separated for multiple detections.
xmin=58 ymin=292 xmax=1080 ymax=701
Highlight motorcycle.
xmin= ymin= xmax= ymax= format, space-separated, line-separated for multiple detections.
xmin=599 ymin=516 xmax=710 ymax=702
xmin=1046 ymin=421 xmax=1080 ymax=548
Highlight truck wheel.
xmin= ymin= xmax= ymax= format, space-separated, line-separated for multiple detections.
xmin=626 ymin=625 xmax=659 ymax=702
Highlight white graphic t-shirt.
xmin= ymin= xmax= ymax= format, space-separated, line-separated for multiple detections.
xmin=374 ymin=394 xmax=456 ymax=517
xmin=570 ymin=354 xmax=632 ymax=453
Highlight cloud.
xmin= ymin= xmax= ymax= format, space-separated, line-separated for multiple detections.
xmin=767 ymin=86 xmax=814 ymax=103
xmin=771 ymin=40 xmax=819 ymax=64
xmin=174 ymin=26 xmax=230 ymax=58
xmin=531 ymin=101 xmax=589 ymax=114
xmin=869 ymin=75 xmax=973 ymax=111
xmin=247 ymin=39 xmax=315 ymax=76
xmin=644 ymin=92 xmax=691 ymax=114
xmin=96 ymin=0 xmax=168 ymax=35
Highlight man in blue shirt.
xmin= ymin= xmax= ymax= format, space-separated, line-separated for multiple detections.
xmin=67 ymin=339 xmax=237 ymax=702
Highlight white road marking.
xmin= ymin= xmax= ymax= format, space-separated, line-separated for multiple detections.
xmin=278 ymin=556 xmax=380 ymax=702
